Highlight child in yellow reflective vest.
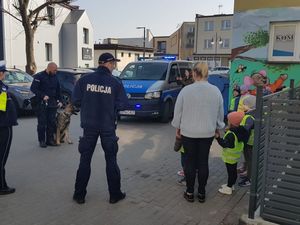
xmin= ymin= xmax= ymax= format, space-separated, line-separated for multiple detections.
xmin=238 ymin=113 xmax=254 ymax=187
xmin=229 ymin=85 xmax=241 ymax=113
xmin=215 ymin=111 xmax=248 ymax=195
xmin=238 ymin=95 xmax=256 ymax=187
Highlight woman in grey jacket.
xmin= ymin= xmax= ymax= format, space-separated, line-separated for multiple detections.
xmin=171 ymin=62 xmax=225 ymax=203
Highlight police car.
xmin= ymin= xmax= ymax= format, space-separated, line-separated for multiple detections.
xmin=118 ymin=59 xmax=193 ymax=122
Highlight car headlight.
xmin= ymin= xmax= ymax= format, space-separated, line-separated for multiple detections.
xmin=15 ymin=89 xmax=31 ymax=95
xmin=145 ymin=91 xmax=161 ymax=99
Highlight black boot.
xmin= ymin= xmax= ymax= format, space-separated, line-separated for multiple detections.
xmin=0 ymin=187 xmax=16 ymax=195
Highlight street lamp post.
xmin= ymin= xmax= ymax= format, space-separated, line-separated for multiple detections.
xmin=136 ymin=26 xmax=146 ymax=59
xmin=211 ymin=32 xmax=223 ymax=68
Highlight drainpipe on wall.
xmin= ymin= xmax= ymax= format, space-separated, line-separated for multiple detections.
xmin=194 ymin=16 xmax=199 ymax=58
xmin=114 ymin=46 xmax=117 ymax=70
xmin=0 ymin=0 xmax=5 ymax=61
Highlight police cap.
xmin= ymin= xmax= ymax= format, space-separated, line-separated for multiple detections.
xmin=0 ymin=61 xmax=7 ymax=72
xmin=98 ymin=53 xmax=120 ymax=64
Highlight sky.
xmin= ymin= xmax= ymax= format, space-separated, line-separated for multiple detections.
xmin=75 ymin=0 xmax=234 ymax=42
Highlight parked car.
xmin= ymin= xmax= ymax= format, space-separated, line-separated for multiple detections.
xmin=3 ymin=68 xmax=35 ymax=113
xmin=56 ymin=68 xmax=94 ymax=106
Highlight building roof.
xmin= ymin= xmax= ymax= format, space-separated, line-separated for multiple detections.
xmin=196 ymin=14 xmax=233 ymax=18
xmin=64 ymin=10 xmax=85 ymax=24
xmin=94 ymin=44 xmax=153 ymax=52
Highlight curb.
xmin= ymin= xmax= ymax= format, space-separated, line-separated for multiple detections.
xmin=239 ymin=214 xmax=279 ymax=225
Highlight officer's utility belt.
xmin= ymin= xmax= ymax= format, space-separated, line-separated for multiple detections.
xmin=0 ymin=92 xmax=7 ymax=112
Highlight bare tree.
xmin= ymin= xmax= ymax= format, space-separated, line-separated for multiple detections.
xmin=1 ymin=0 xmax=73 ymax=74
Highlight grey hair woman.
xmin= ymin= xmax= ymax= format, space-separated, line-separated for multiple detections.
xmin=171 ymin=62 xmax=225 ymax=203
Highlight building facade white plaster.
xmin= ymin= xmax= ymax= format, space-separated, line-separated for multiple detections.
xmin=2 ymin=0 xmax=93 ymax=72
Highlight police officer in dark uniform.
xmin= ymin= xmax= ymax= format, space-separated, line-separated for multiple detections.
xmin=0 ymin=61 xmax=18 ymax=195
xmin=30 ymin=62 xmax=62 ymax=148
xmin=72 ymin=53 xmax=128 ymax=204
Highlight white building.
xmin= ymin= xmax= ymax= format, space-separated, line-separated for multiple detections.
xmin=2 ymin=1 xmax=94 ymax=72
xmin=94 ymin=44 xmax=154 ymax=71
xmin=102 ymin=29 xmax=154 ymax=48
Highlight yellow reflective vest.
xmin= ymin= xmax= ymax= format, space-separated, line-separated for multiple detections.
xmin=222 ymin=131 xmax=244 ymax=164
xmin=240 ymin=115 xmax=255 ymax=146
xmin=0 ymin=91 xmax=7 ymax=112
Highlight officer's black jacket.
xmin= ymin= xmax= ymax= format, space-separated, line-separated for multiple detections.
xmin=72 ymin=66 xmax=128 ymax=131
xmin=30 ymin=70 xmax=61 ymax=107
xmin=0 ymin=81 xmax=18 ymax=127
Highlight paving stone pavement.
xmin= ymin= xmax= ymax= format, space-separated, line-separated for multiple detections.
xmin=0 ymin=115 xmax=249 ymax=225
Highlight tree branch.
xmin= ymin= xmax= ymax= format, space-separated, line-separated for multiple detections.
xmin=29 ymin=0 xmax=71 ymax=18
xmin=1 ymin=7 xmax=22 ymax=23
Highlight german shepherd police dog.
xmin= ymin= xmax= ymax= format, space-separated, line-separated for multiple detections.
xmin=55 ymin=103 xmax=77 ymax=145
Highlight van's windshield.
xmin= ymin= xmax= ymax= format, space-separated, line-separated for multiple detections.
xmin=119 ymin=62 xmax=168 ymax=80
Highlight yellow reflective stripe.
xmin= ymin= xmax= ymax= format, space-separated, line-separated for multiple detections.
xmin=240 ymin=115 xmax=255 ymax=145
xmin=230 ymin=98 xmax=235 ymax=111
xmin=0 ymin=92 xmax=7 ymax=111
xmin=248 ymin=130 xmax=254 ymax=146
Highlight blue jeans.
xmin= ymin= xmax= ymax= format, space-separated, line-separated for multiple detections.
xmin=74 ymin=128 xmax=122 ymax=198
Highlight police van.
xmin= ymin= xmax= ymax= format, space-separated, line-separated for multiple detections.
xmin=118 ymin=60 xmax=193 ymax=122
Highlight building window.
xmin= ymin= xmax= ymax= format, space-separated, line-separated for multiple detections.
xmin=47 ymin=6 xmax=55 ymax=25
xmin=221 ymin=39 xmax=230 ymax=48
xmin=268 ymin=22 xmax=300 ymax=62
xmin=157 ymin=41 xmax=166 ymax=53
xmin=186 ymin=38 xmax=194 ymax=48
xmin=121 ymin=52 xmax=124 ymax=57
xmin=188 ymin=27 xmax=195 ymax=33
xmin=128 ymin=53 xmax=131 ymax=57
xmin=204 ymin=39 xmax=213 ymax=49
xmin=45 ymin=43 xmax=52 ymax=61
xmin=83 ymin=28 xmax=89 ymax=44
xmin=221 ymin=20 xmax=231 ymax=30
xmin=204 ymin=21 xmax=214 ymax=31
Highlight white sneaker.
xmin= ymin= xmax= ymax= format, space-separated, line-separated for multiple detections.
xmin=221 ymin=184 xmax=235 ymax=190
xmin=218 ymin=186 xmax=233 ymax=195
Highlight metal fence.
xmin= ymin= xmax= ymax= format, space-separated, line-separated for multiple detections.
xmin=248 ymin=81 xmax=300 ymax=225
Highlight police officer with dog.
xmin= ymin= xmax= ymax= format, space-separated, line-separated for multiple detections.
xmin=30 ymin=62 xmax=62 ymax=148
xmin=72 ymin=53 xmax=128 ymax=204
xmin=0 ymin=61 xmax=18 ymax=195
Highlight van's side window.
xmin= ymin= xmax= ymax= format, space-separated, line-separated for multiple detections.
xmin=169 ymin=64 xmax=178 ymax=82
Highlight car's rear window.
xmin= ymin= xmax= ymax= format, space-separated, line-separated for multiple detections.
xmin=4 ymin=71 xmax=33 ymax=84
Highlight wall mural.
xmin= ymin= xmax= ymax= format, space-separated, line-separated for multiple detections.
xmin=230 ymin=6 xmax=300 ymax=102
